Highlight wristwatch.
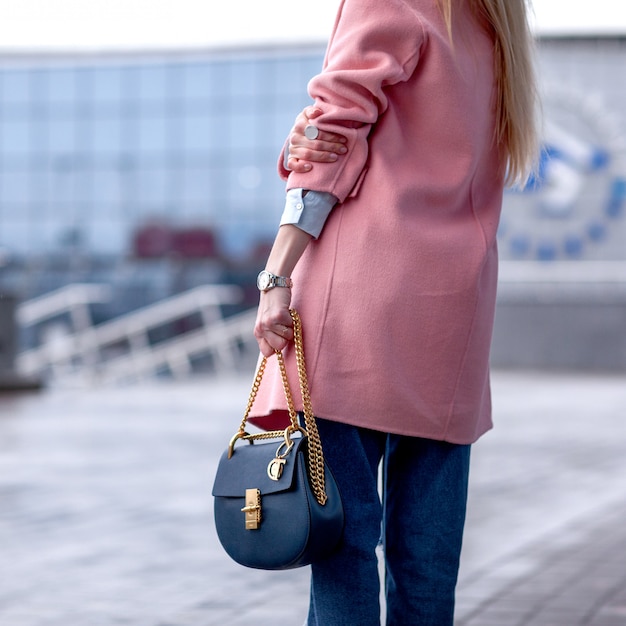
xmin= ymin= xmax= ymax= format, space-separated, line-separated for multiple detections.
xmin=257 ymin=270 xmax=293 ymax=291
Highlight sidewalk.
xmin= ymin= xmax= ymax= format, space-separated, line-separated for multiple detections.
xmin=0 ymin=370 xmax=625 ymax=625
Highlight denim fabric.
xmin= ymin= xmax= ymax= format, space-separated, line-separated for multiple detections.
xmin=307 ymin=419 xmax=471 ymax=626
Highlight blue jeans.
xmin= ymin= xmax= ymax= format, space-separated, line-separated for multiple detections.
xmin=307 ymin=419 xmax=471 ymax=626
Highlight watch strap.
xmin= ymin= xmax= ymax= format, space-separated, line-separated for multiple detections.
xmin=257 ymin=270 xmax=293 ymax=291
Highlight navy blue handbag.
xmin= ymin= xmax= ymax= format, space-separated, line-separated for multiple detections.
xmin=212 ymin=310 xmax=344 ymax=570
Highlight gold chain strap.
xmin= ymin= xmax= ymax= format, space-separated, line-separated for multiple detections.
xmin=235 ymin=309 xmax=328 ymax=506
xmin=290 ymin=310 xmax=328 ymax=506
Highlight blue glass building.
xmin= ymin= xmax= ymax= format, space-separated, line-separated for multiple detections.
xmin=1 ymin=38 xmax=625 ymax=305
xmin=0 ymin=47 xmax=324 ymax=259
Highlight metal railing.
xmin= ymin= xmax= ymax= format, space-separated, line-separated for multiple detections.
xmin=16 ymin=283 xmax=257 ymax=383
xmin=17 ymin=283 xmax=112 ymax=329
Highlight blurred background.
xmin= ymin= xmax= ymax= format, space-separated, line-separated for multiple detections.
xmin=1 ymin=3 xmax=626 ymax=625
xmin=0 ymin=0 xmax=624 ymax=387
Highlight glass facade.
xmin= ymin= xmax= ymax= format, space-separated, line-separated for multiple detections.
xmin=0 ymin=48 xmax=324 ymax=261
xmin=0 ymin=39 xmax=625 ymax=304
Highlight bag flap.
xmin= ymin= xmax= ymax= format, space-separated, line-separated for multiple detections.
xmin=212 ymin=435 xmax=307 ymax=497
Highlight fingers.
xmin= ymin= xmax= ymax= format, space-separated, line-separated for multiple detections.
xmin=292 ymin=124 xmax=347 ymax=148
xmin=287 ymin=146 xmax=345 ymax=172
xmin=287 ymin=106 xmax=348 ymax=170
xmin=288 ymin=133 xmax=348 ymax=169
xmin=294 ymin=106 xmax=322 ymax=129
xmin=255 ymin=323 xmax=293 ymax=356
xmin=289 ymin=134 xmax=346 ymax=155
xmin=289 ymin=140 xmax=347 ymax=162
xmin=304 ymin=106 xmax=323 ymax=120
xmin=287 ymin=149 xmax=339 ymax=170
xmin=257 ymin=334 xmax=288 ymax=357
xmin=288 ymin=158 xmax=313 ymax=173
xmin=293 ymin=109 xmax=347 ymax=148
xmin=254 ymin=290 xmax=294 ymax=356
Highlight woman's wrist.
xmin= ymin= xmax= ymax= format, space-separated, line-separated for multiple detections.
xmin=256 ymin=270 xmax=293 ymax=292
xmin=264 ymin=224 xmax=313 ymax=278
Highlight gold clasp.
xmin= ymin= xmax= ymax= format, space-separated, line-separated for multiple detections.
xmin=241 ymin=488 xmax=261 ymax=530
xmin=266 ymin=426 xmax=305 ymax=481
xmin=267 ymin=457 xmax=286 ymax=480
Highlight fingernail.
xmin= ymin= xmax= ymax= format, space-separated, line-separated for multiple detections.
xmin=329 ymin=153 xmax=338 ymax=161
xmin=304 ymin=163 xmax=312 ymax=170
xmin=339 ymin=146 xmax=347 ymax=154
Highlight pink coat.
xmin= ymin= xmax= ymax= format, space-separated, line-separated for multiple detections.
xmin=249 ymin=0 xmax=505 ymax=444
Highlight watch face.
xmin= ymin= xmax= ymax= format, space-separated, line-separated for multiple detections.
xmin=257 ymin=271 xmax=271 ymax=290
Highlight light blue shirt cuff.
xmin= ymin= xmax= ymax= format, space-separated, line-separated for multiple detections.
xmin=280 ymin=188 xmax=337 ymax=239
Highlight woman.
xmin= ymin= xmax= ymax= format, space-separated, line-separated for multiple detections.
xmin=252 ymin=0 xmax=538 ymax=623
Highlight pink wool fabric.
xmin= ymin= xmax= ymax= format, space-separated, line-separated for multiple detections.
xmin=249 ymin=0 xmax=505 ymax=444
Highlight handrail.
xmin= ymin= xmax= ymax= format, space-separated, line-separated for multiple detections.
xmin=81 ymin=284 xmax=240 ymax=346
xmin=16 ymin=283 xmax=253 ymax=381
xmin=94 ymin=309 xmax=257 ymax=384
xmin=16 ymin=284 xmax=112 ymax=326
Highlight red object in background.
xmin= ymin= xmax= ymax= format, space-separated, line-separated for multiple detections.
xmin=133 ymin=224 xmax=173 ymax=258
xmin=132 ymin=225 xmax=217 ymax=259
xmin=172 ymin=228 xmax=217 ymax=258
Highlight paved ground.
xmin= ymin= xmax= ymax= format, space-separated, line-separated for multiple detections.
xmin=1 ymin=369 xmax=625 ymax=625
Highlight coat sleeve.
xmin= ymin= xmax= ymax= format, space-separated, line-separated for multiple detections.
xmin=282 ymin=0 xmax=426 ymax=202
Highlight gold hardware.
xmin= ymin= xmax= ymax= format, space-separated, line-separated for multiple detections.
xmin=228 ymin=430 xmax=252 ymax=459
xmin=267 ymin=458 xmax=286 ymax=480
xmin=266 ymin=426 xmax=307 ymax=481
xmin=234 ymin=309 xmax=328 ymax=506
xmin=275 ymin=438 xmax=294 ymax=460
xmin=241 ymin=488 xmax=261 ymax=530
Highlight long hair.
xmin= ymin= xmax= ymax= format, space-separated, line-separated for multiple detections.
xmin=440 ymin=0 xmax=540 ymax=186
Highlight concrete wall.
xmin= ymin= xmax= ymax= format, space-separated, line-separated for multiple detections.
xmin=492 ymin=298 xmax=626 ymax=370
xmin=491 ymin=263 xmax=626 ymax=370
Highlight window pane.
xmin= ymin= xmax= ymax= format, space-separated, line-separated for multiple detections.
xmin=91 ymin=166 xmax=128 ymax=211
xmin=182 ymin=63 xmax=213 ymax=100
xmin=0 ymin=118 xmax=31 ymax=156
xmin=211 ymin=62 xmax=230 ymax=94
xmin=48 ymin=118 xmax=76 ymax=154
xmin=86 ymin=219 xmax=126 ymax=254
xmin=229 ymin=111 xmax=257 ymax=151
xmin=180 ymin=163 xmax=212 ymax=205
xmin=0 ymin=169 xmax=31 ymax=205
xmin=0 ymin=221 xmax=34 ymax=253
xmin=0 ymin=70 xmax=31 ymax=105
xmin=91 ymin=66 xmax=125 ymax=105
xmin=74 ymin=117 xmax=92 ymax=153
xmin=137 ymin=64 xmax=170 ymax=103
xmin=208 ymin=165 xmax=229 ymax=207
xmin=135 ymin=163 xmax=171 ymax=210
xmin=182 ymin=112 xmax=213 ymax=153
xmin=93 ymin=115 xmax=124 ymax=155
xmin=28 ymin=114 xmax=47 ymax=154
xmin=138 ymin=115 xmax=169 ymax=155
xmin=230 ymin=60 xmax=257 ymax=97
xmin=46 ymin=68 xmax=77 ymax=105
xmin=273 ymin=59 xmax=307 ymax=95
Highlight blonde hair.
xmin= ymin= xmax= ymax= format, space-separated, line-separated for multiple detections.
xmin=440 ymin=0 xmax=540 ymax=186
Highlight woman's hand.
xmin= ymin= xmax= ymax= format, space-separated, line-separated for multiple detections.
xmin=288 ymin=106 xmax=348 ymax=173
xmin=254 ymin=287 xmax=294 ymax=357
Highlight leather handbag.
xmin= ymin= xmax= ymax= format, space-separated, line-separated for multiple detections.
xmin=212 ymin=309 xmax=344 ymax=570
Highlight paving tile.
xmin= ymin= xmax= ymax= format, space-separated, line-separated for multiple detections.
xmin=587 ymin=613 xmax=626 ymax=626
xmin=2 ymin=371 xmax=626 ymax=625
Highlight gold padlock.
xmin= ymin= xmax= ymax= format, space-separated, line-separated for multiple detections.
xmin=241 ymin=488 xmax=261 ymax=530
